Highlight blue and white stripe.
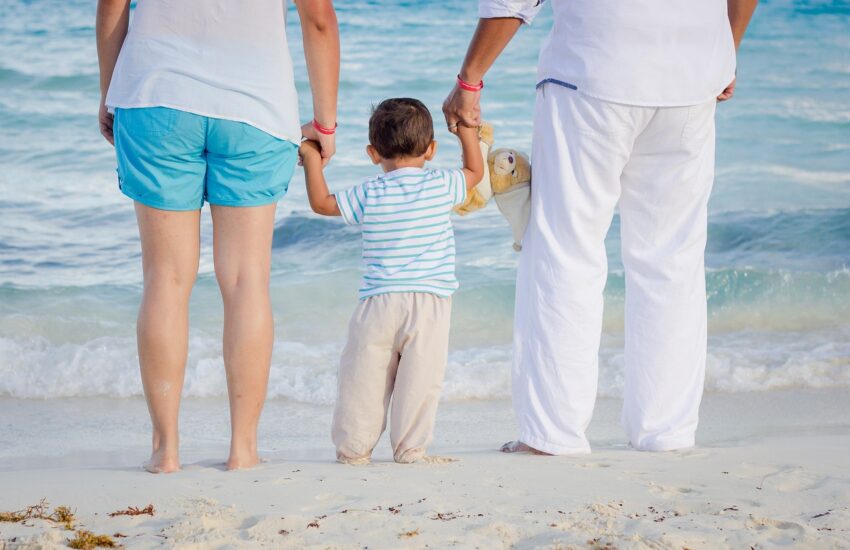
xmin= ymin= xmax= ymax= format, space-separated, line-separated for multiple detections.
xmin=336 ymin=167 xmax=467 ymax=299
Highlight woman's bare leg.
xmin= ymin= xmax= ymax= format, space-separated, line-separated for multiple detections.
xmin=135 ymin=203 xmax=201 ymax=473
xmin=210 ymin=203 xmax=277 ymax=470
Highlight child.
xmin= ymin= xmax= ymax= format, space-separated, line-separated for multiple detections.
xmin=300 ymin=98 xmax=484 ymax=464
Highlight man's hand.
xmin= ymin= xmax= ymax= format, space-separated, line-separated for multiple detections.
xmin=300 ymin=122 xmax=335 ymax=167
xmin=99 ymin=98 xmax=115 ymax=145
xmin=717 ymin=78 xmax=736 ymax=102
xmin=443 ymin=17 xmax=523 ymax=135
xmin=443 ymin=85 xmax=481 ymax=136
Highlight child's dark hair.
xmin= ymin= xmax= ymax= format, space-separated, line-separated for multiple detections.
xmin=368 ymin=98 xmax=434 ymax=159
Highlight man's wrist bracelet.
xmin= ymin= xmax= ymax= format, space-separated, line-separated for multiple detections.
xmin=457 ymin=74 xmax=484 ymax=92
xmin=312 ymin=119 xmax=337 ymax=135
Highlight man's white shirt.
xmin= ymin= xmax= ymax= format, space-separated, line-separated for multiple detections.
xmin=479 ymin=0 xmax=737 ymax=106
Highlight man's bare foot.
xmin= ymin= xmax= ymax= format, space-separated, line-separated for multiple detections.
xmin=143 ymin=448 xmax=180 ymax=473
xmin=500 ymin=440 xmax=552 ymax=455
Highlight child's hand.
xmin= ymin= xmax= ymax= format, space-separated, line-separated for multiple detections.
xmin=456 ymin=122 xmax=480 ymax=139
xmin=299 ymin=139 xmax=323 ymax=168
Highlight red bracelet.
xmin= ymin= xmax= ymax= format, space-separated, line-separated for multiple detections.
xmin=312 ymin=119 xmax=337 ymax=135
xmin=457 ymin=74 xmax=484 ymax=92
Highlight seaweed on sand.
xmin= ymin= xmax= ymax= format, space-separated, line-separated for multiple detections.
xmin=108 ymin=504 xmax=154 ymax=518
xmin=67 ymin=530 xmax=116 ymax=549
xmin=0 ymin=499 xmax=76 ymax=529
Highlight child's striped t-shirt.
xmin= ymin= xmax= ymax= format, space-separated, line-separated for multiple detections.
xmin=336 ymin=167 xmax=467 ymax=300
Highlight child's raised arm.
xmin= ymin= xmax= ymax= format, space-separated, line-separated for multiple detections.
xmin=300 ymin=139 xmax=341 ymax=217
xmin=457 ymin=123 xmax=485 ymax=190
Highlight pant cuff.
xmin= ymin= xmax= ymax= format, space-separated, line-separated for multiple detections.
xmin=336 ymin=451 xmax=371 ymax=465
xmin=394 ymin=448 xmax=425 ymax=464
xmin=518 ymin=432 xmax=592 ymax=456
xmin=630 ymin=436 xmax=695 ymax=452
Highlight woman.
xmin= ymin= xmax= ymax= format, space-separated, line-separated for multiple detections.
xmin=96 ymin=0 xmax=339 ymax=472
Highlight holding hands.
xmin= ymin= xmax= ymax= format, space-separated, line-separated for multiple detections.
xmin=443 ymin=75 xmax=483 ymax=134
xmin=300 ymin=119 xmax=336 ymax=167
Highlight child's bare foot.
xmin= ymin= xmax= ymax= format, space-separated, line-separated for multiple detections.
xmin=500 ymin=440 xmax=552 ymax=455
xmin=143 ymin=447 xmax=180 ymax=473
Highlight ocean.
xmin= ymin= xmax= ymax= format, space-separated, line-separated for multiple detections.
xmin=0 ymin=0 xmax=848 ymax=405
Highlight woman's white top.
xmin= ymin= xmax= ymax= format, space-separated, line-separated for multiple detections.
xmin=479 ymin=0 xmax=737 ymax=107
xmin=105 ymin=0 xmax=300 ymax=143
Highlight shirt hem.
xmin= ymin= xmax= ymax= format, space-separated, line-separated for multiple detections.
xmin=106 ymin=101 xmax=301 ymax=145
xmin=536 ymin=70 xmax=736 ymax=108
xmin=358 ymin=288 xmax=456 ymax=300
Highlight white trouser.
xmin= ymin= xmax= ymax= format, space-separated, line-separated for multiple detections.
xmin=514 ymin=84 xmax=716 ymax=453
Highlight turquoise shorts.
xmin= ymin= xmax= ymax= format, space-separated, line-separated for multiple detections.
xmin=113 ymin=107 xmax=298 ymax=211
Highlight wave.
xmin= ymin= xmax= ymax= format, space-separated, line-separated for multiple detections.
xmin=1 ymin=327 xmax=847 ymax=401
xmin=0 ymin=66 xmax=98 ymax=93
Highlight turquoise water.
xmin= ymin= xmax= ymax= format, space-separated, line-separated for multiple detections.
xmin=0 ymin=0 xmax=848 ymax=401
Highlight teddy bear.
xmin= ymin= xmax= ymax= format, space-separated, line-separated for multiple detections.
xmin=455 ymin=123 xmax=531 ymax=251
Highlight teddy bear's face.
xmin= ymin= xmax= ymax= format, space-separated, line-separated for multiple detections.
xmin=489 ymin=148 xmax=531 ymax=194
xmin=493 ymin=150 xmax=520 ymax=178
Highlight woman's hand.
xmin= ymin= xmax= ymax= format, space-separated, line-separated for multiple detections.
xmin=301 ymin=122 xmax=336 ymax=167
xmin=442 ymin=85 xmax=481 ymax=135
xmin=96 ymin=0 xmax=130 ymax=146
xmin=99 ymin=98 xmax=115 ymax=145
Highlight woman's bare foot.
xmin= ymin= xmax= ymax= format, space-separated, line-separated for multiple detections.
xmin=500 ymin=440 xmax=552 ymax=455
xmin=226 ymin=451 xmax=262 ymax=471
xmin=143 ymin=447 xmax=180 ymax=473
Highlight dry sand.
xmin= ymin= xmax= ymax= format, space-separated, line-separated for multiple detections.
xmin=1 ymin=389 xmax=848 ymax=548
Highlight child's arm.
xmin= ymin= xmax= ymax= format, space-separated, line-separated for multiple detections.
xmin=300 ymin=139 xmax=341 ymax=216
xmin=457 ymin=123 xmax=485 ymax=190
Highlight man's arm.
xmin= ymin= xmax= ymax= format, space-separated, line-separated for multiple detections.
xmin=96 ymin=0 xmax=131 ymax=144
xmin=457 ymin=124 xmax=485 ymax=190
xmin=729 ymin=0 xmax=758 ymax=49
xmin=300 ymin=140 xmax=341 ymax=217
xmin=297 ymin=0 xmax=340 ymax=166
xmin=443 ymin=18 xmax=522 ymax=132
xmin=718 ymin=0 xmax=759 ymax=101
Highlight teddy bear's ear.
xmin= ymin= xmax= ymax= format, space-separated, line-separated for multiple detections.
xmin=452 ymin=122 xmax=495 ymax=216
xmin=479 ymin=122 xmax=495 ymax=147
xmin=513 ymin=152 xmax=532 ymax=183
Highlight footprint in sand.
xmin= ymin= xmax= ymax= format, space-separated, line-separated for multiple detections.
xmin=769 ymin=467 xmax=828 ymax=493
xmin=647 ymin=482 xmax=700 ymax=498
xmin=576 ymin=461 xmax=614 ymax=469
xmin=748 ymin=514 xmax=808 ymax=543
xmin=417 ymin=455 xmax=458 ymax=464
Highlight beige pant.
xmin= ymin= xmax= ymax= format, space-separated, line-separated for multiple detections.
xmin=332 ymin=292 xmax=451 ymax=464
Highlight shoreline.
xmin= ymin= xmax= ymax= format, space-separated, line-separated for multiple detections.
xmin=1 ymin=389 xmax=849 ymax=548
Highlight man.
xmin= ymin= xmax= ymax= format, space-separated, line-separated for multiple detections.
xmin=444 ymin=0 xmax=757 ymax=454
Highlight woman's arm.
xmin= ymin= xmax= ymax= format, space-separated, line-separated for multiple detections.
xmin=96 ymin=0 xmax=131 ymax=145
xmin=443 ymin=17 xmax=522 ymax=134
xmin=296 ymin=0 xmax=340 ymax=167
